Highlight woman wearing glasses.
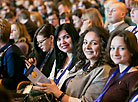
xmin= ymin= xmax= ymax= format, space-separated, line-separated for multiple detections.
xmin=26 ymin=24 xmax=55 ymax=77
xmin=31 ymin=23 xmax=79 ymax=91
xmin=26 ymin=23 xmax=80 ymax=101
xmin=34 ymin=26 xmax=111 ymax=102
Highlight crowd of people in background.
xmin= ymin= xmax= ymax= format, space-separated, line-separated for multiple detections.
xmin=0 ymin=0 xmax=138 ymax=102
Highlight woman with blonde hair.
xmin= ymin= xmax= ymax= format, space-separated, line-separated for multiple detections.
xmin=79 ymin=8 xmax=104 ymax=35
xmin=0 ymin=19 xmax=26 ymax=90
xmin=10 ymin=22 xmax=32 ymax=56
xmin=30 ymin=12 xmax=44 ymax=27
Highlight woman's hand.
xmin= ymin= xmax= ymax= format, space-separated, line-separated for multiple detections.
xmin=25 ymin=57 xmax=37 ymax=69
xmin=25 ymin=60 xmax=32 ymax=69
xmin=28 ymin=57 xmax=37 ymax=66
xmin=33 ymin=79 xmax=63 ymax=98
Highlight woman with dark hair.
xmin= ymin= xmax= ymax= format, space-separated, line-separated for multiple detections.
xmin=48 ymin=23 xmax=79 ymax=89
xmin=34 ymin=26 xmax=111 ymax=102
xmin=26 ymin=24 xmax=55 ymax=77
xmin=27 ymin=23 xmax=79 ymax=89
xmin=32 ymin=23 xmax=79 ymax=90
xmin=72 ymin=9 xmax=84 ymax=33
xmin=94 ymin=30 xmax=138 ymax=102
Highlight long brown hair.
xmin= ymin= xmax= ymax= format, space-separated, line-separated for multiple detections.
xmin=12 ymin=22 xmax=31 ymax=43
xmin=76 ymin=26 xmax=109 ymax=70
xmin=82 ymin=8 xmax=104 ymax=27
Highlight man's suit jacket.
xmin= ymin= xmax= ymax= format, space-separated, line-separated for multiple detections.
xmin=106 ymin=22 xmax=129 ymax=35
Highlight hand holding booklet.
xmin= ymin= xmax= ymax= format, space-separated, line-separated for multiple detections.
xmin=25 ymin=64 xmax=50 ymax=85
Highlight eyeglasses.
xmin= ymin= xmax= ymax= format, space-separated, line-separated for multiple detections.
xmin=37 ymin=38 xmax=48 ymax=45
xmin=131 ymin=8 xmax=138 ymax=11
xmin=82 ymin=18 xmax=89 ymax=22
xmin=48 ymin=18 xmax=57 ymax=21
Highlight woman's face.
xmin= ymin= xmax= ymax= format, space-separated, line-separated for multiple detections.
xmin=110 ymin=36 xmax=132 ymax=65
xmin=82 ymin=31 xmax=100 ymax=61
xmin=57 ymin=30 xmax=72 ymax=53
xmin=131 ymin=8 xmax=138 ymax=24
xmin=81 ymin=17 xmax=91 ymax=32
xmin=10 ymin=24 xmax=19 ymax=39
xmin=72 ymin=15 xmax=82 ymax=29
xmin=30 ymin=14 xmax=36 ymax=23
xmin=37 ymin=35 xmax=53 ymax=52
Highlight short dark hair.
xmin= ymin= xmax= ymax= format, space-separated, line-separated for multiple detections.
xmin=19 ymin=10 xmax=30 ymax=20
xmin=59 ymin=12 xmax=73 ymax=24
xmin=72 ymin=9 xmax=84 ymax=18
xmin=47 ymin=11 xmax=59 ymax=18
xmin=82 ymin=1 xmax=92 ymax=9
xmin=5 ymin=12 xmax=14 ymax=19
xmin=16 ymin=5 xmax=25 ymax=9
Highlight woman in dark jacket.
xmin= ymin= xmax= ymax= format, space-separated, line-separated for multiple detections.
xmin=27 ymin=24 xmax=55 ymax=77
xmin=0 ymin=19 xmax=26 ymax=90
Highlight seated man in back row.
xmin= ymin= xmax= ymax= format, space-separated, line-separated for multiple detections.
xmin=106 ymin=2 xmax=129 ymax=34
xmin=0 ymin=19 xmax=26 ymax=90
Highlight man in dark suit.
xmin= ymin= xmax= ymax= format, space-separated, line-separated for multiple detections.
xmin=106 ymin=2 xmax=129 ymax=34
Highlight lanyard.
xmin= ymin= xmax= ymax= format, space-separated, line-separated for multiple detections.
xmin=83 ymin=64 xmax=89 ymax=70
xmin=94 ymin=65 xmax=132 ymax=102
xmin=131 ymin=26 xmax=138 ymax=35
xmin=129 ymin=92 xmax=138 ymax=102
xmin=54 ymin=59 xmax=72 ymax=85
xmin=39 ymin=50 xmax=52 ymax=71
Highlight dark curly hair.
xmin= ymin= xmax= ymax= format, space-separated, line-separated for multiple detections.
xmin=76 ymin=26 xmax=110 ymax=71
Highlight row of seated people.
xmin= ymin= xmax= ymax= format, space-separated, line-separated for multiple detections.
xmin=0 ymin=18 xmax=138 ymax=101
xmin=1 ymin=1 xmax=138 ymax=102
